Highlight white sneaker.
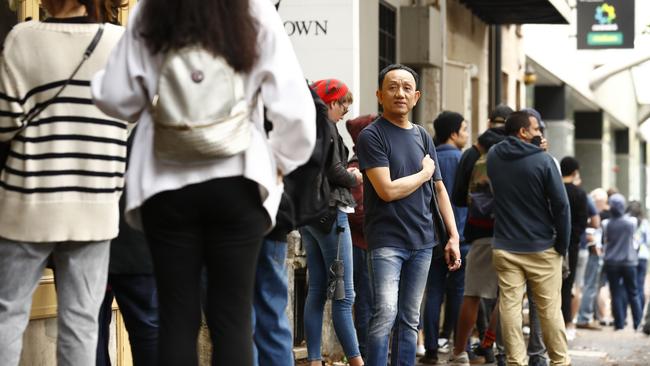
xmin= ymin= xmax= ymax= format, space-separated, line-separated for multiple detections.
xmin=417 ymin=344 xmax=426 ymax=356
xmin=566 ymin=327 xmax=577 ymax=341
xmin=438 ymin=338 xmax=450 ymax=354
xmin=448 ymin=351 xmax=470 ymax=366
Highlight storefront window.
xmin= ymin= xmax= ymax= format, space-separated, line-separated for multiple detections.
xmin=1 ymin=0 xmax=18 ymax=44
xmin=379 ymin=1 xmax=396 ymax=72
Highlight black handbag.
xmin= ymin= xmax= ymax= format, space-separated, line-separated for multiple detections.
xmin=430 ymin=179 xmax=449 ymax=259
xmin=0 ymin=24 xmax=105 ymax=171
xmin=416 ymin=125 xmax=449 ymax=258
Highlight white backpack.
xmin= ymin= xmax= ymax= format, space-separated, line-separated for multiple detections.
xmin=149 ymin=47 xmax=251 ymax=164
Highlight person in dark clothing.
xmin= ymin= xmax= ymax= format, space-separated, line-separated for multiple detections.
xmin=97 ymin=128 xmax=158 ymax=366
xmin=487 ymin=111 xmax=571 ymax=366
xmin=301 ymin=79 xmax=364 ymax=366
xmin=420 ymin=111 xmax=469 ymax=364
xmin=448 ymin=105 xmax=511 ymax=366
xmin=97 ymin=193 xmax=159 ymax=366
xmin=250 ymin=85 xmax=332 ymax=366
xmin=559 ymin=157 xmax=590 ymax=340
xmin=358 ymin=64 xmax=460 ymax=366
xmin=346 ymin=113 xmax=378 ymax=361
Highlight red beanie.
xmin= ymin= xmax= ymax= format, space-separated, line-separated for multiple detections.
xmin=310 ymin=79 xmax=349 ymax=105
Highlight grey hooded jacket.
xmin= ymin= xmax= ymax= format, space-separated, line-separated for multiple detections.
xmin=603 ymin=194 xmax=638 ymax=266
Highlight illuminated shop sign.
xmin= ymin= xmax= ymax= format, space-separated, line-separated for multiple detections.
xmin=577 ymin=0 xmax=635 ymax=49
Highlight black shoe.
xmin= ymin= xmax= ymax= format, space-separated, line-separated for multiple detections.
xmin=472 ymin=345 xmax=495 ymax=363
xmin=418 ymin=350 xmax=439 ymax=364
xmin=496 ymin=354 xmax=506 ymax=366
xmin=467 ymin=349 xmax=485 ymax=365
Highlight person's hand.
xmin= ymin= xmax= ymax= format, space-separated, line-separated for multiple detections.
xmin=445 ymin=236 xmax=461 ymax=271
xmin=561 ymin=255 xmax=571 ymax=279
xmin=540 ymin=137 xmax=549 ymax=151
xmin=348 ymin=167 xmax=363 ymax=184
xmin=421 ymin=154 xmax=435 ymax=181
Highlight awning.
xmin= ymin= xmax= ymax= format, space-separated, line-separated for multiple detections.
xmin=460 ymin=0 xmax=571 ymax=25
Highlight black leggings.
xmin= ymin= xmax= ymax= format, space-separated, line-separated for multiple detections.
xmin=142 ymin=177 xmax=267 ymax=366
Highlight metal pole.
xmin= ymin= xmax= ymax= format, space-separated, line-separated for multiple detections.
xmin=494 ymin=25 xmax=502 ymax=108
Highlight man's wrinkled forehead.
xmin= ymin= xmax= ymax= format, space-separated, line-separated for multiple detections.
xmin=383 ymin=69 xmax=417 ymax=87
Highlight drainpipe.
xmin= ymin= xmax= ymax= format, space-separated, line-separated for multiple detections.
xmin=491 ymin=25 xmax=503 ymax=109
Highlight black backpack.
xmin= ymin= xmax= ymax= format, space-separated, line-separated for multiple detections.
xmin=266 ymin=87 xmax=333 ymax=234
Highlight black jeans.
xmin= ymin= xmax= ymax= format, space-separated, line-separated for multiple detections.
xmin=142 ymin=177 xmax=267 ymax=366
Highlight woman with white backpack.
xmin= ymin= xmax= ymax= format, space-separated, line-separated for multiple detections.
xmin=91 ymin=0 xmax=316 ymax=364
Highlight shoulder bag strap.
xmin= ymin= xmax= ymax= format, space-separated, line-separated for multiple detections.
xmin=20 ymin=23 xmax=105 ymax=126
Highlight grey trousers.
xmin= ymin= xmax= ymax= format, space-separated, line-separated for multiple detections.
xmin=0 ymin=238 xmax=110 ymax=366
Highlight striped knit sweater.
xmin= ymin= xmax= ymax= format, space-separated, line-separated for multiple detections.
xmin=0 ymin=20 xmax=126 ymax=242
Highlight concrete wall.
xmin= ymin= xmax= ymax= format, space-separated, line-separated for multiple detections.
xmin=575 ymin=140 xmax=604 ymax=193
xmin=500 ymin=25 xmax=526 ymax=110
xmin=359 ymin=0 xmax=380 ymax=116
xmin=545 ymin=120 xmax=575 ymax=160
xmin=444 ymin=0 xmax=489 ymax=140
xmin=602 ymin=115 xmax=616 ymax=191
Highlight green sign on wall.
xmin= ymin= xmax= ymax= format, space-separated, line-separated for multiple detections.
xmin=577 ymin=0 xmax=635 ymax=49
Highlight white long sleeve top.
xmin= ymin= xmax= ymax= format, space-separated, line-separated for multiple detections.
xmin=91 ymin=0 xmax=316 ymax=230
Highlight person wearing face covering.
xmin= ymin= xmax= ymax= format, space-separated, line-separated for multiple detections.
xmin=486 ymin=111 xmax=571 ymax=366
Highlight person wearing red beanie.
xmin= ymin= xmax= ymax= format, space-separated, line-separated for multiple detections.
xmin=310 ymin=79 xmax=353 ymax=123
xmin=302 ymin=80 xmax=365 ymax=366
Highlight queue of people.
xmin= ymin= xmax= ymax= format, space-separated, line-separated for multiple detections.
xmin=1 ymin=1 xmax=649 ymax=366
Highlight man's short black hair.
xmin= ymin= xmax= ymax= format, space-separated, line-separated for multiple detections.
xmin=433 ymin=111 xmax=464 ymax=146
xmin=560 ymin=156 xmax=580 ymax=177
xmin=378 ymin=64 xmax=419 ymax=89
xmin=504 ymin=111 xmax=532 ymax=136
xmin=489 ymin=104 xmax=514 ymax=124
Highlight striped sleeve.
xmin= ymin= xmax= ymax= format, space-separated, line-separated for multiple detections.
xmin=0 ymin=55 xmax=24 ymax=141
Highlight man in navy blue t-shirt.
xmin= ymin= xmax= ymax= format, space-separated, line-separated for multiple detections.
xmin=357 ymin=64 xmax=461 ymax=366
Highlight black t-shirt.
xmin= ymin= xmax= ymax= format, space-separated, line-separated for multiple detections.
xmin=357 ymin=118 xmax=442 ymax=250
xmin=565 ymin=183 xmax=589 ymax=248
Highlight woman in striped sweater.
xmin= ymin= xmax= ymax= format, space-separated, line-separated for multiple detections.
xmin=0 ymin=1 xmax=126 ymax=365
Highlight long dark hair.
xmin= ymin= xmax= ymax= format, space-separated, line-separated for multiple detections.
xmin=77 ymin=0 xmax=127 ymax=23
xmin=138 ymin=0 xmax=259 ymax=73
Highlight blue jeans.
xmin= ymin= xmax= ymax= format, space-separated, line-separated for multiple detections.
xmin=605 ymin=264 xmax=642 ymax=329
xmin=353 ymin=246 xmax=372 ymax=360
xmin=366 ymin=246 xmax=433 ymax=366
xmin=422 ymin=244 xmax=468 ymax=351
xmin=302 ymin=211 xmax=359 ymax=361
xmin=97 ymin=274 xmax=159 ymax=366
xmin=252 ymin=239 xmax=293 ymax=366
xmin=577 ymin=252 xmax=603 ymax=324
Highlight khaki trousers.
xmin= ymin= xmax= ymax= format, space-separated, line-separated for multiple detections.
xmin=493 ymin=248 xmax=570 ymax=366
